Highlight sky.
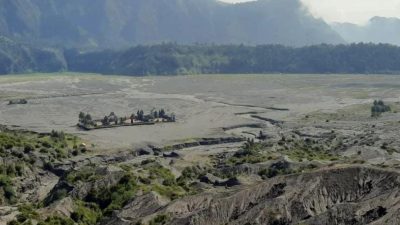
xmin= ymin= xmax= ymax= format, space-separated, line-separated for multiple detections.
xmin=219 ymin=0 xmax=400 ymax=24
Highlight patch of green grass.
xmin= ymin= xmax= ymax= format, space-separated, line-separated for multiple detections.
xmin=37 ymin=216 xmax=75 ymax=225
xmin=148 ymin=165 xmax=175 ymax=185
xmin=285 ymin=148 xmax=340 ymax=162
xmin=0 ymin=175 xmax=16 ymax=204
xmin=66 ymin=167 xmax=99 ymax=184
xmin=162 ymin=145 xmax=173 ymax=151
xmin=9 ymin=204 xmax=40 ymax=224
xmin=151 ymin=184 xmax=186 ymax=200
xmin=224 ymin=141 xmax=274 ymax=165
xmin=142 ymin=163 xmax=190 ymax=199
xmin=86 ymin=173 xmax=139 ymax=216
xmin=0 ymin=128 xmax=83 ymax=163
xmin=149 ymin=214 xmax=170 ymax=225
xmin=0 ymin=162 xmax=26 ymax=177
xmin=71 ymin=200 xmax=102 ymax=225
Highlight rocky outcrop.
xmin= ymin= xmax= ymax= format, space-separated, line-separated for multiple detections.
xmin=104 ymin=166 xmax=400 ymax=225
xmin=101 ymin=192 xmax=169 ymax=225
xmin=39 ymin=197 xmax=75 ymax=218
xmin=18 ymin=171 xmax=59 ymax=204
xmin=137 ymin=147 xmax=154 ymax=156
xmin=70 ymin=166 xmax=126 ymax=200
xmin=199 ymin=174 xmax=241 ymax=187
xmin=250 ymin=115 xmax=284 ymax=127
xmin=163 ymin=152 xmax=181 ymax=158
xmin=51 ymin=137 xmax=246 ymax=174
xmin=156 ymin=137 xmax=246 ymax=152
xmin=45 ymin=166 xmax=125 ymax=206
xmin=222 ymin=123 xmax=266 ymax=131
xmin=0 ymin=207 xmax=18 ymax=225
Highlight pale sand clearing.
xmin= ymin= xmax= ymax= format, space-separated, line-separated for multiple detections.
xmin=1 ymin=74 xmax=400 ymax=151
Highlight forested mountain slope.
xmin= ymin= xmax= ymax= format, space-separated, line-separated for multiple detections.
xmin=0 ymin=0 xmax=343 ymax=48
xmin=0 ymin=36 xmax=66 ymax=74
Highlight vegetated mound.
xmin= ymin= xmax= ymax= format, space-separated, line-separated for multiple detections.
xmin=106 ymin=166 xmax=400 ymax=225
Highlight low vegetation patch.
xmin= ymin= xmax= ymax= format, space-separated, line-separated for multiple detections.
xmin=64 ymin=162 xmax=193 ymax=222
xmin=0 ymin=128 xmax=84 ymax=207
xmin=85 ymin=173 xmax=139 ymax=216
xmin=37 ymin=216 xmax=75 ymax=225
xmin=0 ymin=128 xmax=83 ymax=163
xmin=71 ymin=200 xmax=102 ymax=225
xmin=277 ymin=136 xmax=342 ymax=162
xmin=224 ymin=140 xmax=275 ymax=165
xmin=148 ymin=214 xmax=170 ymax=225
xmin=0 ymin=175 xmax=16 ymax=204
xmin=66 ymin=167 xmax=99 ymax=184
xmin=371 ymin=100 xmax=391 ymax=117
xmin=285 ymin=148 xmax=340 ymax=162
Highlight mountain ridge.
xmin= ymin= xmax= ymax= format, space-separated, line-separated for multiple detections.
xmin=332 ymin=16 xmax=400 ymax=46
xmin=0 ymin=0 xmax=343 ymax=48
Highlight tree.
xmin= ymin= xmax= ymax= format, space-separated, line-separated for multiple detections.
xmin=79 ymin=112 xmax=85 ymax=122
xmin=102 ymin=116 xmax=109 ymax=126
xmin=137 ymin=110 xmax=144 ymax=121
xmin=84 ymin=114 xmax=92 ymax=123
xmin=371 ymin=100 xmax=391 ymax=117
xmin=130 ymin=114 xmax=135 ymax=124
xmin=159 ymin=109 xmax=166 ymax=118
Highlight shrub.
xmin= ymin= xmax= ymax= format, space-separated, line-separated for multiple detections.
xmin=149 ymin=214 xmax=169 ymax=225
xmin=24 ymin=144 xmax=34 ymax=153
xmin=85 ymin=173 xmax=138 ymax=216
xmin=66 ymin=168 xmax=96 ymax=184
xmin=371 ymin=100 xmax=391 ymax=117
xmin=0 ymin=175 xmax=15 ymax=202
xmin=71 ymin=201 xmax=102 ymax=225
xmin=37 ymin=216 xmax=74 ymax=225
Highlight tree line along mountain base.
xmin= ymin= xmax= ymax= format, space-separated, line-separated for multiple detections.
xmin=2 ymin=38 xmax=400 ymax=76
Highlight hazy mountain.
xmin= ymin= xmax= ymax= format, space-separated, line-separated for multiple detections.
xmin=0 ymin=36 xmax=66 ymax=74
xmin=332 ymin=17 xmax=400 ymax=46
xmin=0 ymin=0 xmax=343 ymax=48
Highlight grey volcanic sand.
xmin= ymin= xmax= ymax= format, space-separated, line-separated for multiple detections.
xmin=1 ymin=74 xmax=399 ymax=150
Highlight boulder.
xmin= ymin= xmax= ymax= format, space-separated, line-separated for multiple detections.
xmin=137 ymin=147 xmax=154 ymax=156
xmin=163 ymin=151 xmax=180 ymax=158
xmin=200 ymin=173 xmax=241 ymax=187
xmin=0 ymin=207 xmax=18 ymax=225
xmin=71 ymin=166 xmax=125 ymax=199
xmin=200 ymin=173 xmax=225 ymax=185
xmin=39 ymin=197 xmax=74 ymax=218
